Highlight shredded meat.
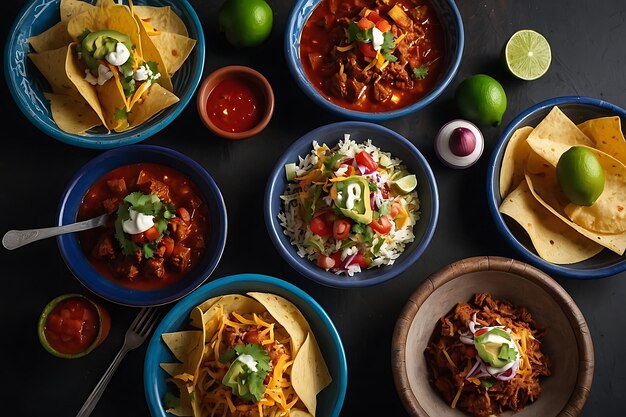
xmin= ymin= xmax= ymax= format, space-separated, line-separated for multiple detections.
xmin=424 ymin=293 xmax=551 ymax=417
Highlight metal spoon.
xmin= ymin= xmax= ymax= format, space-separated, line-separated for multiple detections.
xmin=2 ymin=213 xmax=109 ymax=250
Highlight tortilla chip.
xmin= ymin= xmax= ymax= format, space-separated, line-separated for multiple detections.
xmin=135 ymin=15 xmax=174 ymax=91
xmin=499 ymin=126 xmax=533 ymax=199
xmin=28 ymin=46 xmax=79 ymax=96
xmin=525 ymin=171 xmax=626 ymax=255
xmin=60 ymin=0 xmax=95 ymax=22
xmin=127 ymin=83 xmax=179 ymax=127
xmin=198 ymin=294 xmax=266 ymax=339
xmin=95 ymin=68 xmax=129 ymax=131
xmin=291 ymin=334 xmax=333 ymax=417
xmin=150 ymin=31 xmax=196 ymax=76
xmin=526 ymin=106 xmax=594 ymax=147
xmin=527 ymin=138 xmax=626 ymax=234
xmin=499 ymin=181 xmax=603 ymax=264
xmin=44 ymin=92 xmax=102 ymax=134
xmin=28 ymin=21 xmax=72 ymax=53
xmin=578 ymin=116 xmax=626 ymax=165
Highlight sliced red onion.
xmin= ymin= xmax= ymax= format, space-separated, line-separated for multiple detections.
xmin=495 ymin=359 xmax=520 ymax=381
xmin=357 ymin=164 xmax=367 ymax=175
xmin=465 ymin=359 xmax=481 ymax=379
xmin=460 ymin=335 xmax=474 ymax=345
xmin=343 ymin=253 xmax=357 ymax=267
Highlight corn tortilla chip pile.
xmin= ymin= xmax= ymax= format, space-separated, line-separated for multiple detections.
xmin=498 ymin=106 xmax=626 ymax=264
xmin=26 ymin=0 xmax=196 ymax=135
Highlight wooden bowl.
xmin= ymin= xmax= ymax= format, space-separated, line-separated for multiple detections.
xmin=391 ymin=256 xmax=594 ymax=417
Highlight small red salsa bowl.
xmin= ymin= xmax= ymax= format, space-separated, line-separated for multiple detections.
xmin=196 ymin=65 xmax=275 ymax=140
xmin=38 ymin=293 xmax=111 ymax=359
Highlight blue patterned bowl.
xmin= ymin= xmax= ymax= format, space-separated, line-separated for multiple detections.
xmin=4 ymin=0 xmax=204 ymax=149
xmin=285 ymin=0 xmax=464 ymax=121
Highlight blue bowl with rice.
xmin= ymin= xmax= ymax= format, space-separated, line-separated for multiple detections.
xmin=264 ymin=121 xmax=439 ymax=288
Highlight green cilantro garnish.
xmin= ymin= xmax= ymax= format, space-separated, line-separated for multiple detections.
xmin=219 ymin=348 xmax=237 ymax=363
xmin=372 ymin=236 xmax=385 ymax=255
xmin=323 ymin=153 xmax=346 ymax=173
xmin=163 ymin=391 xmax=180 ymax=409
xmin=222 ymin=343 xmax=271 ymax=403
xmin=346 ymin=22 xmax=361 ymax=43
xmin=114 ymin=106 xmax=128 ymax=120
xmin=378 ymin=201 xmax=391 ymax=216
xmin=480 ymin=378 xmax=495 ymax=388
xmin=113 ymin=192 xmax=175 ymax=258
xmin=303 ymin=185 xmax=322 ymax=223
xmin=380 ymin=32 xmax=398 ymax=62
xmin=413 ymin=64 xmax=429 ymax=79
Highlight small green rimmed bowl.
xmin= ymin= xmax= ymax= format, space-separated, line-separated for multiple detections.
xmin=38 ymin=293 xmax=111 ymax=359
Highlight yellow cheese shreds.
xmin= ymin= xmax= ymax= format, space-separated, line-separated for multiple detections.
xmin=335 ymin=43 xmax=355 ymax=52
xmin=231 ymin=311 xmax=256 ymax=326
xmin=451 ymin=382 xmax=464 ymax=409
xmin=442 ymin=348 xmax=457 ymax=371
xmin=253 ymin=313 xmax=272 ymax=328
xmin=224 ymin=393 xmax=236 ymax=413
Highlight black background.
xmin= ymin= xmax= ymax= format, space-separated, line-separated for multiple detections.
xmin=1 ymin=0 xmax=625 ymax=416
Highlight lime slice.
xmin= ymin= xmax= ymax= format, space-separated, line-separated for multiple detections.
xmin=392 ymin=174 xmax=417 ymax=195
xmin=504 ymin=29 xmax=551 ymax=81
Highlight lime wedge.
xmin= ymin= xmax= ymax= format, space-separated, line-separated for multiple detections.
xmin=392 ymin=174 xmax=417 ymax=195
xmin=504 ymin=29 xmax=551 ymax=80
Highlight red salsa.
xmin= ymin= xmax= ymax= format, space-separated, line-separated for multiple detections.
xmin=44 ymin=296 xmax=102 ymax=355
xmin=299 ymin=0 xmax=445 ymax=112
xmin=77 ymin=163 xmax=210 ymax=291
xmin=206 ymin=77 xmax=265 ymax=133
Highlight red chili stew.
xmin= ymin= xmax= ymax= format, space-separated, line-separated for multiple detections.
xmin=300 ymin=0 xmax=445 ymax=112
xmin=77 ymin=163 xmax=210 ymax=291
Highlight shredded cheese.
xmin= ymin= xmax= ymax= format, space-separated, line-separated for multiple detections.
xmin=451 ymin=383 xmax=464 ymax=409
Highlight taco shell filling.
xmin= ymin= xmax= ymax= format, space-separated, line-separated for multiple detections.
xmin=160 ymin=293 xmax=332 ymax=417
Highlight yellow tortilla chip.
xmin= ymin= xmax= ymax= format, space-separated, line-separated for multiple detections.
xmin=527 ymin=138 xmax=626 ymax=234
xmin=525 ymin=170 xmax=626 ymax=255
xmin=60 ymin=0 xmax=95 ymax=22
xmin=197 ymin=294 xmax=266 ymax=339
xmin=127 ymin=83 xmax=179 ymax=127
xmin=499 ymin=180 xmax=602 ymax=264
xmin=95 ymin=66 xmax=129 ymax=131
xmin=44 ymin=92 xmax=102 ymax=134
xmin=161 ymin=330 xmax=204 ymax=365
xmin=578 ymin=116 xmax=626 ymax=165
xmin=28 ymin=21 xmax=72 ymax=53
xmin=135 ymin=14 xmax=173 ymax=91
xmin=149 ymin=31 xmax=196 ymax=76
xmin=28 ymin=46 xmax=79 ymax=96
xmin=526 ymin=105 xmax=594 ymax=147
xmin=499 ymin=125 xmax=533 ymax=199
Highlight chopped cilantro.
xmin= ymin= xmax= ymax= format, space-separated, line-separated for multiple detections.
xmin=378 ymin=201 xmax=391 ymax=216
xmin=323 ymin=152 xmax=346 ymax=173
xmin=346 ymin=22 xmax=360 ymax=43
xmin=480 ymin=378 xmax=495 ymax=388
xmin=219 ymin=348 xmax=237 ymax=363
xmin=114 ymin=106 xmax=128 ymax=121
xmin=381 ymin=31 xmax=395 ymax=50
xmin=355 ymin=28 xmax=373 ymax=44
xmin=372 ymin=237 xmax=385 ymax=255
xmin=413 ymin=64 xmax=429 ymax=79
xmin=163 ymin=392 xmax=180 ymax=409
xmin=351 ymin=223 xmax=365 ymax=234
xmin=222 ymin=344 xmax=271 ymax=403
xmin=368 ymin=182 xmax=378 ymax=192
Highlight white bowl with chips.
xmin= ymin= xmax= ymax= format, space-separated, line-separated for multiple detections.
xmin=5 ymin=0 xmax=204 ymax=149
xmin=487 ymin=96 xmax=626 ymax=279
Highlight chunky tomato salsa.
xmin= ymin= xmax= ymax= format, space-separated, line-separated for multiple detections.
xmin=77 ymin=163 xmax=210 ymax=291
xmin=299 ymin=0 xmax=445 ymax=112
xmin=44 ymin=296 xmax=102 ymax=355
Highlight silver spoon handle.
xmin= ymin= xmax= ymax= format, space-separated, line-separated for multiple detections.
xmin=2 ymin=214 xmax=108 ymax=250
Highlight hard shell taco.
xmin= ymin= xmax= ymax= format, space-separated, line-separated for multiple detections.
xmin=160 ymin=293 xmax=332 ymax=417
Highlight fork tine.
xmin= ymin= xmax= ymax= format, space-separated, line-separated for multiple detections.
xmin=136 ymin=307 xmax=159 ymax=336
xmin=141 ymin=309 xmax=160 ymax=336
xmin=130 ymin=307 xmax=150 ymax=330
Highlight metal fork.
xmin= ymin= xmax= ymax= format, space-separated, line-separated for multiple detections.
xmin=76 ymin=307 xmax=160 ymax=417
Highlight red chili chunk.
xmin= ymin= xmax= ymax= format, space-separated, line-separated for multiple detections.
xmin=206 ymin=77 xmax=265 ymax=133
xmin=44 ymin=297 xmax=100 ymax=355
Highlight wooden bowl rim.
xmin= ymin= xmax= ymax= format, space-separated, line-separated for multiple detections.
xmin=391 ymin=255 xmax=594 ymax=417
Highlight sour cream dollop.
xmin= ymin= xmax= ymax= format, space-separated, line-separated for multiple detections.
xmin=237 ymin=354 xmax=258 ymax=372
xmin=84 ymin=64 xmax=114 ymax=86
xmin=122 ymin=208 xmax=155 ymax=235
xmin=105 ymin=42 xmax=131 ymax=66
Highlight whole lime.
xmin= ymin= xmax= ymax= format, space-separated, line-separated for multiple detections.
xmin=556 ymin=146 xmax=605 ymax=206
xmin=455 ymin=74 xmax=507 ymax=127
xmin=218 ymin=0 xmax=273 ymax=47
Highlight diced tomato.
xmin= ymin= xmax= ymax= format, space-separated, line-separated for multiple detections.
xmin=357 ymin=42 xmax=377 ymax=58
xmin=310 ymin=215 xmax=333 ymax=237
xmin=131 ymin=232 xmax=147 ymax=243
xmin=61 ymin=318 xmax=84 ymax=337
xmin=333 ymin=219 xmax=352 ymax=240
xmin=390 ymin=201 xmax=402 ymax=218
xmin=375 ymin=19 xmax=392 ymax=32
xmin=347 ymin=253 xmax=369 ymax=268
xmin=357 ymin=17 xmax=375 ymax=30
xmin=160 ymin=236 xmax=175 ymax=258
xmin=330 ymin=251 xmax=343 ymax=266
xmin=369 ymin=215 xmax=392 ymax=235
xmin=355 ymin=150 xmax=378 ymax=173
xmin=177 ymin=207 xmax=191 ymax=222
xmin=317 ymin=255 xmax=336 ymax=270
xmin=366 ymin=11 xmax=382 ymax=23
xmin=475 ymin=328 xmax=489 ymax=336
xmin=46 ymin=313 xmax=63 ymax=333
xmin=144 ymin=226 xmax=161 ymax=242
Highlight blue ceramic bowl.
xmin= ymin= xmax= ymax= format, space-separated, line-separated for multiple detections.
xmin=4 ymin=0 xmax=204 ymax=149
xmin=57 ymin=144 xmax=227 ymax=306
xmin=284 ymin=0 xmax=464 ymax=121
xmin=144 ymin=273 xmax=348 ymax=417
xmin=487 ymin=96 xmax=626 ymax=279
xmin=265 ymin=121 xmax=439 ymax=288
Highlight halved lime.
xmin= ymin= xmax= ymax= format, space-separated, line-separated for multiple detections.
xmin=392 ymin=174 xmax=417 ymax=194
xmin=504 ymin=29 xmax=551 ymax=81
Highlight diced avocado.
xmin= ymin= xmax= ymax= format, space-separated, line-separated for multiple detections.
xmin=285 ymin=162 xmax=298 ymax=181
xmin=474 ymin=328 xmax=516 ymax=368
xmin=79 ymin=30 xmax=133 ymax=69
xmin=222 ymin=360 xmax=246 ymax=393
